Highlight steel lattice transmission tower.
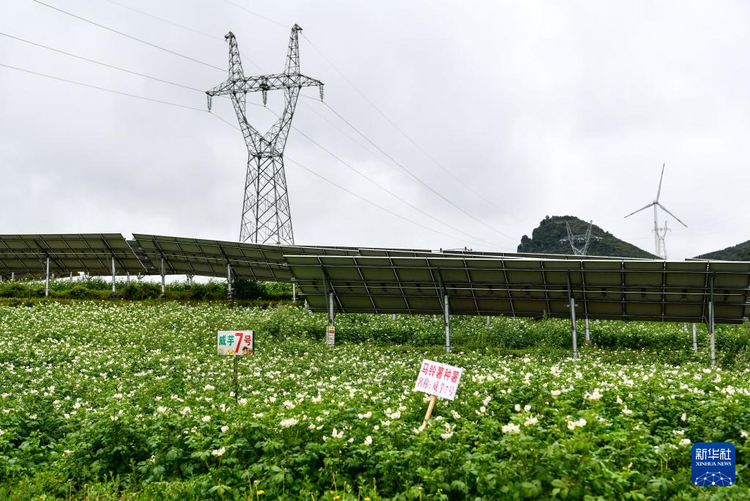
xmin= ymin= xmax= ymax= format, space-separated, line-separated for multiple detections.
xmin=207 ymin=25 xmax=324 ymax=244
xmin=560 ymin=220 xmax=601 ymax=256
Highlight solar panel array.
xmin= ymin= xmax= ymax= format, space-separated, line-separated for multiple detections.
xmin=286 ymin=255 xmax=750 ymax=324
xmin=0 ymin=234 xmax=146 ymax=278
xmin=1 ymin=233 xmax=748 ymax=324
xmin=131 ymin=234 xmax=364 ymax=281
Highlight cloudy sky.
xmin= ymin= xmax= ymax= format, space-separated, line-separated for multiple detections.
xmin=1 ymin=0 xmax=748 ymax=259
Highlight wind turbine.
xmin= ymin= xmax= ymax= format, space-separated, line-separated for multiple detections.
xmin=624 ymin=163 xmax=687 ymax=259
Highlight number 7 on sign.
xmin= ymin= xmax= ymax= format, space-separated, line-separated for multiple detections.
xmin=217 ymin=330 xmax=254 ymax=356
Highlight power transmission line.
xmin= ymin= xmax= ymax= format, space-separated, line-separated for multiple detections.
xmin=0 ymin=62 xmax=205 ymax=111
xmin=286 ymin=156 xmax=495 ymax=249
xmin=289 ymin=123 xmax=505 ymax=248
xmin=258 ymin=104 xmax=505 ymax=247
xmin=102 ymin=0 xmax=223 ymax=42
xmin=100 ymin=0 xmax=263 ymax=72
xmin=0 ymin=32 xmax=205 ymax=94
xmin=219 ymin=0 xmax=288 ymax=29
xmin=301 ymin=33 xmax=528 ymax=224
xmin=318 ymin=100 xmax=517 ymax=242
xmin=32 ymin=0 xmax=225 ymax=73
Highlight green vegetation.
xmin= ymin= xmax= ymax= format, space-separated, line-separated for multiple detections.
xmin=696 ymin=239 xmax=750 ymax=261
xmin=518 ymin=216 xmax=657 ymax=258
xmin=0 ymin=277 xmax=292 ymax=302
xmin=1 ymin=302 xmax=749 ymax=499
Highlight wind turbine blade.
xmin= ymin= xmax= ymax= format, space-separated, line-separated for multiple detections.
xmin=657 ymin=203 xmax=688 ymax=227
xmin=624 ymin=202 xmax=655 ymax=219
xmin=656 ymin=163 xmax=665 ymax=202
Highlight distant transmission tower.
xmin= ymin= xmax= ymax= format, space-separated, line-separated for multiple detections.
xmin=207 ymin=25 xmax=324 ymax=244
xmin=656 ymin=220 xmax=671 ymax=260
xmin=560 ymin=220 xmax=601 ymax=256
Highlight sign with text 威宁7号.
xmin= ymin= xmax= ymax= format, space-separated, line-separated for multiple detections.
xmin=217 ymin=331 xmax=254 ymax=356
xmin=692 ymin=442 xmax=735 ymax=487
xmin=414 ymin=360 xmax=463 ymax=400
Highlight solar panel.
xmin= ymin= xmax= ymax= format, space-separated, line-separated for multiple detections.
xmin=0 ymin=234 xmax=147 ymax=278
xmin=286 ymin=255 xmax=750 ymax=324
xmin=131 ymin=234 xmax=365 ymax=282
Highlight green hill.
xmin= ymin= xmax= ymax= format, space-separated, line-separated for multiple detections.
xmin=695 ymin=239 xmax=750 ymax=261
xmin=517 ymin=215 xmax=657 ymax=258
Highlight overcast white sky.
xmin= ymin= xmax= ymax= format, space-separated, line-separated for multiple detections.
xmin=1 ymin=0 xmax=748 ymax=259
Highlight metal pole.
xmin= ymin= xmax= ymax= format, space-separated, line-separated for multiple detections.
xmin=226 ymin=264 xmax=233 ymax=300
xmin=692 ymin=323 xmax=697 ymax=353
xmin=392 ymin=313 xmax=396 ymax=321
xmin=570 ymin=294 xmax=578 ymax=359
xmin=567 ymin=275 xmax=579 ymax=359
xmin=444 ymin=294 xmax=451 ymax=353
xmin=110 ymin=257 xmax=117 ymax=298
xmin=45 ymin=257 xmax=50 ymax=297
xmin=328 ymin=292 xmax=335 ymax=325
xmin=11 ymin=272 xmax=15 ymax=281
xmin=486 ymin=315 xmax=490 ymax=327
xmin=709 ymin=274 xmax=715 ymax=366
xmin=585 ymin=317 xmax=591 ymax=346
xmin=292 ymin=281 xmax=296 ymax=301
xmin=160 ymin=258 xmax=166 ymax=298
xmin=126 ymin=272 xmax=130 ymax=285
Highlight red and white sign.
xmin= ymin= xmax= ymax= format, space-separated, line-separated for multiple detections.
xmin=327 ymin=325 xmax=335 ymax=346
xmin=413 ymin=359 xmax=463 ymax=400
xmin=217 ymin=331 xmax=254 ymax=355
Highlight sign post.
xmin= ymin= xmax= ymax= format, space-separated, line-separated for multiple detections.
xmin=413 ymin=359 xmax=463 ymax=432
xmin=326 ymin=324 xmax=335 ymax=346
xmin=217 ymin=331 xmax=254 ymax=401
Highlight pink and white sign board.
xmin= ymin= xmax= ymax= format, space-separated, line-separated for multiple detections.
xmin=413 ymin=359 xmax=463 ymax=400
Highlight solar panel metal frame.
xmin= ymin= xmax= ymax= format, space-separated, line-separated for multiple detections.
xmin=0 ymin=234 xmax=147 ymax=278
xmin=286 ymin=255 xmax=750 ymax=324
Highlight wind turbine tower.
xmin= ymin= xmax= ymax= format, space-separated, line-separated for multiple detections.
xmin=624 ymin=163 xmax=687 ymax=260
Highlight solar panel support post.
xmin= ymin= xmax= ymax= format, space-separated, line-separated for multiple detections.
xmin=444 ymin=294 xmax=451 ymax=353
xmin=11 ymin=272 xmax=15 ymax=281
xmin=44 ymin=257 xmax=50 ymax=297
xmin=227 ymin=264 xmax=233 ymax=301
xmin=692 ymin=323 xmax=697 ymax=353
xmin=160 ymin=258 xmax=166 ymax=299
xmin=709 ymin=273 xmax=715 ymax=366
xmin=292 ymin=280 xmax=296 ymax=301
xmin=584 ymin=318 xmax=591 ymax=346
xmin=486 ymin=316 xmax=490 ymax=327
xmin=328 ymin=292 xmax=335 ymax=325
xmin=110 ymin=256 xmax=117 ymax=299
xmin=567 ymin=275 xmax=579 ymax=359
xmin=126 ymin=272 xmax=130 ymax=285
